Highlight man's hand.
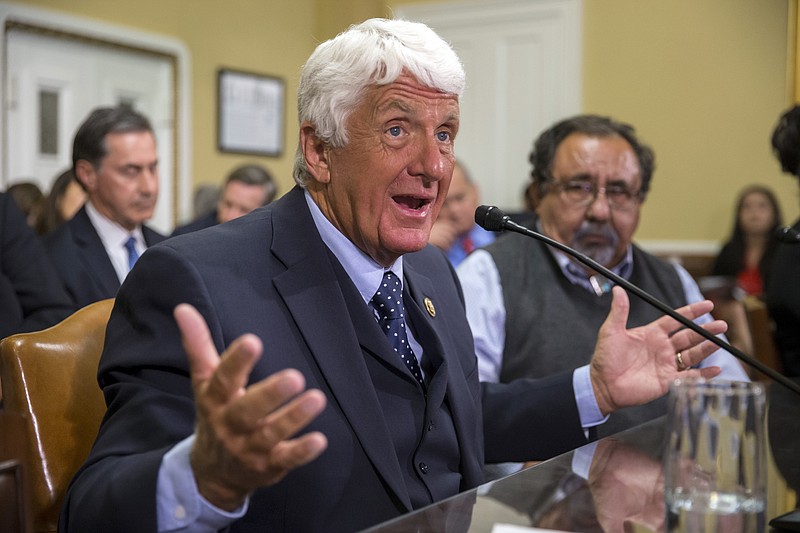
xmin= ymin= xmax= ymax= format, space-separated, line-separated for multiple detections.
xmin=590 ymin=286 xmax=727 ymax=415
xmin=174 ymin=304 xmax=328 ymax=511
xmin=588 ymin=439 xmax=666 ymax=532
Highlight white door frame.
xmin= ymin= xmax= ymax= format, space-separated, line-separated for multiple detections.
xmin=0 ymin=1 xmax=192 ymax=226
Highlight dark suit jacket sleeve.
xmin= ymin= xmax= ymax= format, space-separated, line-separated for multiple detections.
xmin=0 ymin=192 xmax=74 ymax=338
xmin=420 ymin=246 xmax=586 ymax=464
xmin=481 ymin=374 xmax=585 ymax=463
xmin=60 ymin=242 xmax=219 ymax=532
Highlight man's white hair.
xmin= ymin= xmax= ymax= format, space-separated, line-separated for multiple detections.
xmin=293 ymin=18 xmax=466 ymax=186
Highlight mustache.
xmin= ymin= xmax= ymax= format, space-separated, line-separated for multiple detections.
xmin=573 ymin=221 xmax=619 ymax=247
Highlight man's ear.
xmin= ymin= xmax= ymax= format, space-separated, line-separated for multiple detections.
xmin=74 ymin=160 xmax=96 ymax=192
xmin=299 ymin=122 xmax=331 ymax=184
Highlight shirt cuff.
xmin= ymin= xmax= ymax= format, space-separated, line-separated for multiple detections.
xmin=571 ymin=440 xmax=598 ymax=480
xmin=573 ymin=365 xmax=609 ymax=428
xmin=157 ymin=434 xmax=249 ymax=532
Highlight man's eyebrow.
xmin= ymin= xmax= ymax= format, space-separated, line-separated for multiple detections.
xmin=442 ymin=109 xmax=460 ymax=124
xmin=561 ymin=172 xmax=593 ymax=182
xmin=377 ymin=99 xmax=414 ymax=115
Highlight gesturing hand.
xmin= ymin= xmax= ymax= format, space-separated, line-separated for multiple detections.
xmin=174 ymin=303 xmax=328 ymax=511
xmin=590 ymin=287 xmax=727 ymax=415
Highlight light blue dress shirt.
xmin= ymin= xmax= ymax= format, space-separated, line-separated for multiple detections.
xmin=444 ymin=223 xmax=496 ymax=267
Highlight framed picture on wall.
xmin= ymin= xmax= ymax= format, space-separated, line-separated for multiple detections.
xmin=217 ymin=68 xmax=285 ymax=156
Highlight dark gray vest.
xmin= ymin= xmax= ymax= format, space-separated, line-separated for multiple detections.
xmin=486 ymin=234 xmax=687 ymax=437
xmin=337 ymin=263 xmax=464 ymax=510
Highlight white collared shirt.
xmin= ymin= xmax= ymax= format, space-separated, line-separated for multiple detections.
xmin=85 ymin=201 xmax=145 ymax=283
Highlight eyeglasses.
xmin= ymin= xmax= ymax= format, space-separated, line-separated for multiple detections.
xmin=549 ymin=180 xmax=642 ymax=211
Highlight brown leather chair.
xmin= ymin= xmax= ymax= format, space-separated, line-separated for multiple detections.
xmin=0 ymin=298 xmax=113 ymax=532
xmin=0 ymin=412 xmax=33 ymax=533
xmin=741 ymin=295 xmax=783 ymax=380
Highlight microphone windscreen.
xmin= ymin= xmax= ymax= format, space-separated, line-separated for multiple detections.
xmin=475 ymin=205 xmax=508 ymax=232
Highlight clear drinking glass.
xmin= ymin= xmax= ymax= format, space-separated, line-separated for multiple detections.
xmin=664 ymin=378 xmax=767 ymax=532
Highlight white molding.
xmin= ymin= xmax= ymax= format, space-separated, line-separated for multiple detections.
xmin=0 ymin=1 xmax=192 ymax=222
xmin=637 ymin=240 xmax=720 ymax=256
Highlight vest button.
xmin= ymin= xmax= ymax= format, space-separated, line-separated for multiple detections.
xmin=427 ymin=421 xmax=434 ymax=431
xmin=419 ymin=462 xmax=429 ymax=474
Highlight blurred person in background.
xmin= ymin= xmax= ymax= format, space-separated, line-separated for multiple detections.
xmin=7 ymin=181 xmax=45 ymax=231
xmin=767 ymin=105 xmax=800 ymax=376
xmin=428 ymin=160 xmax=495 ymax=266
xmin=458 ymin=114 xmax=748 ymax=439
xmin=191 ymin=183 xmax=220 ymax=220
xmin=712 ymin=185 xmax=782 ymax=298
xmin=171 ymin=163 xmax=278 ymax=236
xmin=44 ymin=106 xmax=165 ymax=308
xmin=1 ymin=191 xmax=73 ymax=339
xmin=39 ymin=169 xmax=87 ymax=235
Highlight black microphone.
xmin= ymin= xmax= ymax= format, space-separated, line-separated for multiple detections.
xmin=475 ymin=205 xmax=800 ymax=396
xmin=775 ymin=224 xmax=800 ymax=244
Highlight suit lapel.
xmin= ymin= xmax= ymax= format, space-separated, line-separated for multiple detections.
xmin=72 ymin=208 xmax=120 ymax=296
xmin=270 ymin=188 xmax=413 ymax=510
xmin=142 ymin=225 xmax=166 ymax=246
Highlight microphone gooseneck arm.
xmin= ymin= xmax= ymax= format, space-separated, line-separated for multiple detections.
xmin=474 ymin=205 xmax=800 ymax=396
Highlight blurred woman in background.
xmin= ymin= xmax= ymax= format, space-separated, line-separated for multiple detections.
xmin=39 ymin=169 xmax=86 ymax=235
xmin=712 ymin=185 xmax=782 ymax=298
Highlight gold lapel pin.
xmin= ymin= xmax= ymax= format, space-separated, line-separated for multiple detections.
xmin=424 ymin=297 xmax=436 ymax=317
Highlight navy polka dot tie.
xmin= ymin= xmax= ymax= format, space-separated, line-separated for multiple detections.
xmin=370 ymin=271 xmax=425 ymax=388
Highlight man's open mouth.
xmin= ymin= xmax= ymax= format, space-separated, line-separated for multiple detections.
xmin=393 ymin=195 xmax=431 ymax=211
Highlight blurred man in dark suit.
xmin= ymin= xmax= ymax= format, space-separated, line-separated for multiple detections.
xmin=45 ymin=106 xmax=165 ymax=308
xmin=171 ymin=164 xmax=278 ymax=236
xmin=0 ymin=191 xmax=73 ymax=339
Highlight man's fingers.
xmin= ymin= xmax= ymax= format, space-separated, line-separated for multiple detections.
xmin=175 ymin=303 xmax=221 ymax=385
xmin=683 ymin=365 xmax=722 ymax=380
xmin=604 ymin=286 xmax=631 ymax=333
xmin=654 ymin=299 xmax=716 ymax=335
xmin=252 ymin=388 xmax=328 ymax=451
xmin=223 ymin=369 xmax=312 ymax=432
xmin=669 ymin=320 xmax=727 ymax=351
xmin=268 ymin=431 xmax=328 ymax=472
xmin=175 ymin=303 xmax=263 ymax=404
xmin=205 ymin=333 xmax=263 ymax=404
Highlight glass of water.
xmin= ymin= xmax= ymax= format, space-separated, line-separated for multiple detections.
xmin=663 ymin=377 xmax=767 ymax=532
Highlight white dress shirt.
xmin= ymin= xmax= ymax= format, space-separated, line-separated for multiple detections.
xmin=85 ymin=201 xmax=145 ymax=282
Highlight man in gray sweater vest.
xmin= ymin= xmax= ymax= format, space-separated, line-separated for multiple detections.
xmin=457 ymin=115 xmax=748 ymax=441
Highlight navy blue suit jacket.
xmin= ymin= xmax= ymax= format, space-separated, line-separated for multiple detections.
xmin=44 ymin=206 xmax=166 ymax=308
xmin=60 ymin=187 xmax=585 ymax=532
xmin=170 ymin=210 xmax=218 ymax=237
xmin=0 ymin=192 xmax=73 ymax=338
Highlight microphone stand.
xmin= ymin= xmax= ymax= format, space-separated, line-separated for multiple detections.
xmin=478 ymin=206 xmax=800 ymax=397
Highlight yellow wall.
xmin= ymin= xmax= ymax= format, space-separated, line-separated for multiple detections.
xmin=15 ymin=0 xmax=800 ymax=243
xmin=17 ymin=0 xmax=317 ymax=206
xmin=582 ymin=0 xmax=797 ymax=244
xmin=391 ymin=0 xmax=799 ymax=244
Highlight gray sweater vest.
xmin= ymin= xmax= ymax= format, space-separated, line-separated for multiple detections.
xmin=485 ymin=233 xmax=687 ymax=438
